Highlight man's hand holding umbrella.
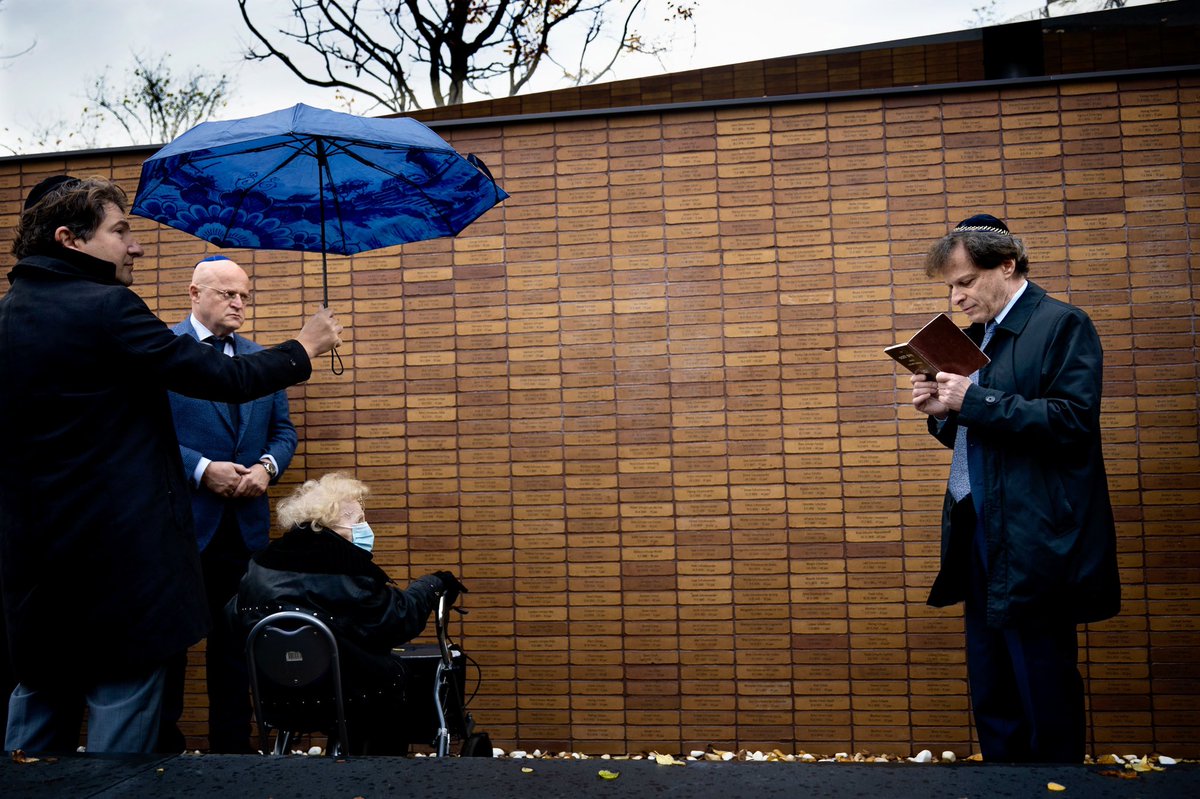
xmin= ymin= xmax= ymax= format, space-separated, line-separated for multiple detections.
xmin=296 ymin=306 xmax=343 ymax=362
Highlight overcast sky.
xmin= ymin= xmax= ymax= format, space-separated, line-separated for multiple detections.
xmin=0 ymin=0 xmax=1132 ymax=155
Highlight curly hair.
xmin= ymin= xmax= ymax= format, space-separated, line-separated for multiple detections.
xmin=277 ymin=472 xmax=370 ymax=531
xmin=925 ymin=229 xmax=1029 ymax=278
xmin=12 ymin=177 xmax=129 ymax=260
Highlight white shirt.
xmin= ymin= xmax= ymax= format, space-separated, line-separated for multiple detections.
xmin=186 ymin=314 xmax=277 ymax=485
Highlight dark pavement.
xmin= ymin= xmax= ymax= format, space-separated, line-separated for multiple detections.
xmin=2 ymin=753 xmax=1197 ymax=799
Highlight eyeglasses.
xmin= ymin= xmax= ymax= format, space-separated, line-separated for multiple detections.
xmin=196 ymin=284 xmax=252 ymax=305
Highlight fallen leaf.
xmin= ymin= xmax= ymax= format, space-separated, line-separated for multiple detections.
xmin=651 ymin=752 xmax=685 ymax=766
xmin=1046 ymin=782 xmax=1066 ymax=792
xmin=521 ymin=767 xmax=534 ymax=774
xmin=597 ymin=769 xmax=620 ymax=780
xmin=11 ymin=750 xmax=38 ymax=764
xmin=1098 ymin=769 xmax=1138 ymax=780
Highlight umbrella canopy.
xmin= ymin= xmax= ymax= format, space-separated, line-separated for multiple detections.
xmin=131 ymin=103 xmax=508 ymax=297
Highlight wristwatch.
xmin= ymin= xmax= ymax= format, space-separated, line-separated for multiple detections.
xmin=258 ymin=458 xmax=278 ymax=479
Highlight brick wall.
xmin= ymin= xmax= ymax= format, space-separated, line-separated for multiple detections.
xmin=1 ymin=73 xmax=1197 ymax=758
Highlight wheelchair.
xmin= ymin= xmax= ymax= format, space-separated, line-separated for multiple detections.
xmin=246 ymin=590 xmax=491 ymax=757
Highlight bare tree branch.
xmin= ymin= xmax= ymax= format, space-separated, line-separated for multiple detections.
xmin=0 ymin=0 xmax=36 ymax=62
xmin=86 ymin=54 xmax=231 ymax=145
xmin=237 ymin=0 xmax=696 ymax=112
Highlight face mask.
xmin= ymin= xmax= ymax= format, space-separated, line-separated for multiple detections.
xmin=350 ymin=521 xmax=374 ymax=553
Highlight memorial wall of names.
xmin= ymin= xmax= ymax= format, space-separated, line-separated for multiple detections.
xmin=2 ymin=73 xmax=1197 ymax=757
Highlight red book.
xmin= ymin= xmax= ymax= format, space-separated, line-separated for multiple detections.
xmin=885 ymin=313 xmax=989 ymax=377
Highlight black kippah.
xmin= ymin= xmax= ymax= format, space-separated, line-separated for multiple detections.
xmin=953 ymin=213 xmax=1010 ymax=234
xmin=23 ymin=175 xmax=80 ymax=211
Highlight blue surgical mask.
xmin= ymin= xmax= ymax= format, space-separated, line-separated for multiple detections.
xmin=350 ymin=521 xmax=374 ymax=553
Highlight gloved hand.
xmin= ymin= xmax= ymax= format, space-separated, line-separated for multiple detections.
xmin=431 ymin=570 xmax=468 ymax=605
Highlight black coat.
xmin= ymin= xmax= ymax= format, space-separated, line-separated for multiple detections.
xmin=0 ymin=247 xmax=311 ymax=687
xmin=926 ymin=282 xmax=1121 ymax=627
xmin=229 ymin=525 xmax=441 ymax=684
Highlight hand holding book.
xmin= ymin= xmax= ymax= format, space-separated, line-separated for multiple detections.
xmin=885 ymin=313 xmax=988 ymax=378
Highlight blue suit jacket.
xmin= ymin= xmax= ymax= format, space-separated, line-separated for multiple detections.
xmin=169 ymin=319 xmax=297 ymax=552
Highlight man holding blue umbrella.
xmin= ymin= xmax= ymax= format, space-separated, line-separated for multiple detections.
xmin=0 ymin=175 xmax=342 ymax=754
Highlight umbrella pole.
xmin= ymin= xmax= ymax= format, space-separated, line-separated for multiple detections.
xmin=322 ymin=247 xmax=343 ymax=375
xmin=318 ymin=139 xmax=331 ymax=309
xmin=316 ymin=139 xmax=343 ymax=375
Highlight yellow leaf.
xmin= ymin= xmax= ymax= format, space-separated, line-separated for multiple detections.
xmin=652 ymin=752 xmax=685 ymax=766
xmin=521 ymin=767 xmax=534 ymax=774
xmin=1047 ymin=782 xmax=1066 ymax=792
xmin=597 ymin=769 xmax=620 ymax=780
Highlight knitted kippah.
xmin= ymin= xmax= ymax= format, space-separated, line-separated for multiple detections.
xmin=953 ymin=213 xmax=1010 ymax=234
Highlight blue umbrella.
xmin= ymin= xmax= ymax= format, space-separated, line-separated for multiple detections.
xmin=131 ymin=103 xmax=508 ymax=307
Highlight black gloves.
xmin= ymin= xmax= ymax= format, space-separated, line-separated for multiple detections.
xmin=431 ymin=570 xmax=468 ymax=604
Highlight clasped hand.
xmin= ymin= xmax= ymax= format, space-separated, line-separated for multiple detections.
xmin=201 ymin=461 xmax=269 ymax=498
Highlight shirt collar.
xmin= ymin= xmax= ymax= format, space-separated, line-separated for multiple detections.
xmin=189 ymin=314 xmax=219 ymax=341
xmin=993 ymin=279 xmax=1028 ymax=326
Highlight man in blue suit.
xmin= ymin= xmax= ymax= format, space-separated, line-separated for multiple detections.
xmin=160 ymin=255 xmax=297 ymax=753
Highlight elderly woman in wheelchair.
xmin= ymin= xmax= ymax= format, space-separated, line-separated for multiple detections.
xmin=227 ymin=472 xmax=466 ymax=755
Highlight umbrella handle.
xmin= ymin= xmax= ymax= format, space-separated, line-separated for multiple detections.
xmin=330 ymin=345 xmax=344 ymax=376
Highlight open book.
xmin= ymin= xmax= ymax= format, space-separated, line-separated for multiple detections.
xmin=885 ymin=313 xmax=989 ymax=376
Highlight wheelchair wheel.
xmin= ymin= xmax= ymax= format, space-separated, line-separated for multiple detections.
xmin=460 ymin=732 xmax=493 ymax=757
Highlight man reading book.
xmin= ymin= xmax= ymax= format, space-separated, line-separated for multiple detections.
xmin=909 ymin=213 xmax=1119 ymax=763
